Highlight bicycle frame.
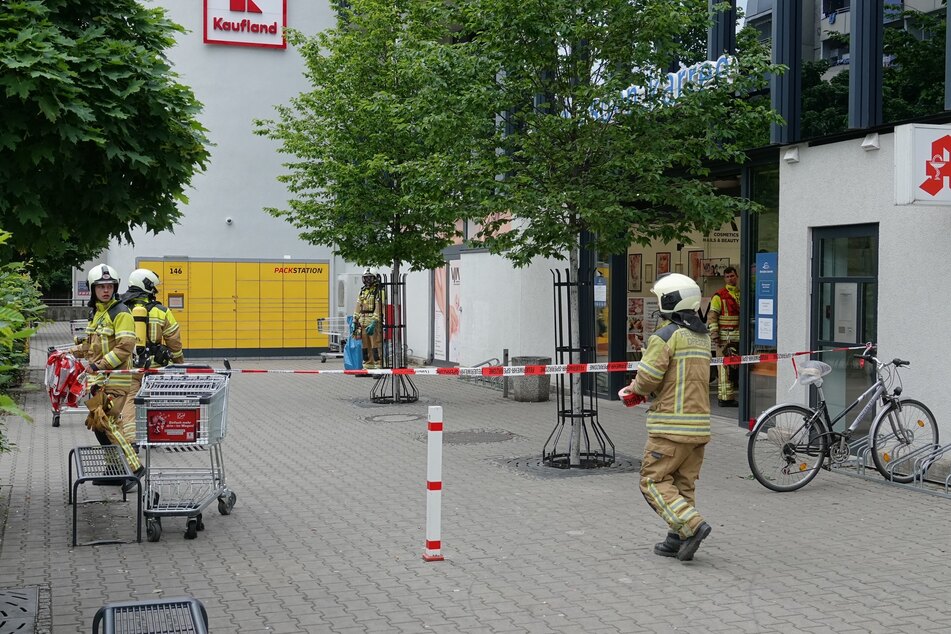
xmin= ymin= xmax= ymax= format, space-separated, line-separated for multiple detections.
xmin=814 ymin=369 xmax=892 ymax=439
xmin=751 ymin=360 xmax=894 ymax=439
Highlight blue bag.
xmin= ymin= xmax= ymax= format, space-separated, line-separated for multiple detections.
xmin=343 ymin=317 xmax=363 ymax=370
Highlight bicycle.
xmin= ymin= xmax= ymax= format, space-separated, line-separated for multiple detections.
xmin=747 ymin=346 xmax=938 ymax=492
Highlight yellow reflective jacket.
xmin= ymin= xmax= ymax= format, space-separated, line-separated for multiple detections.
xmin=126 ymin=297 xmax=185 ymax=366
xmin=709 ymin=285 xmax=740 ymax=343
xmin=632 ymin=319 xmax=712 ymax=442
xmin=70 ymin=298 xmax=136 ymax=388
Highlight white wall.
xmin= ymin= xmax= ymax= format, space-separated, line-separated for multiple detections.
xmin=86 ymin=0 xmax=336 ymax=285
xmin=779 ymin=132 xmax=951 ymax=433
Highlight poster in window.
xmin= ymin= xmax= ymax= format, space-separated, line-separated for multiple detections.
xmin=701 ymin=258 xmax=730 ymax=278
xmin=688 ymin=250 xmax=704 ymax=280
xmin=627 ymin=253 xmax=641 ymax=292
xmin=656 ymin=252 xmax=671 ymax=276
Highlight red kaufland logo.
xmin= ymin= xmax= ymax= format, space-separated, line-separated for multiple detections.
xmin=231 ymin=0 xmax=262 ymax=12
xmin=919 ymin=135 xmax=951 ymax=196
xmin=204 ymin=0 xmax=286 ymax=49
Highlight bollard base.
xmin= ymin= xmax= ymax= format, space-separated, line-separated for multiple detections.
xmin=422 ymin=552 xmax=445 ymax=562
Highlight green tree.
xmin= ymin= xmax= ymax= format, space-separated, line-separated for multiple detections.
xmin=256 ymin=0 xmax=494 ymax=278
xmin=0 ymin=0 xmax=211 ymax=276
xmin=448 ymin=0 xmax=779 ymax=464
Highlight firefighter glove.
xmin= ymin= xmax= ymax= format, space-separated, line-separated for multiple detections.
xmin=85 ymin=408 xmax=111 ymax=432
xmin=366 ymin=321 xmax=376 ymax=336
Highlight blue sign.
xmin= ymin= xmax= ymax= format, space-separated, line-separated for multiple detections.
xmin=754 ymin=253 xmax=777 ymax=346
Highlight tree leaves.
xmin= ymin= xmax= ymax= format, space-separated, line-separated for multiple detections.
xmin=0 ymin=0 xmax=210 ymax=275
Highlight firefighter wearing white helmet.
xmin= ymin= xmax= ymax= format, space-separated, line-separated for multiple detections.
xmin=70 ymin=263 xmax=143 ymax=482
xmin=118 ymin=268 xmax=185 ymax=441
xmin=619 ymin=272 xmax=713 ymax=561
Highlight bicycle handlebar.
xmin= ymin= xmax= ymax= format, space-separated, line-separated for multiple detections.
xmin=857 ymin=352 xmax=909 ymax=369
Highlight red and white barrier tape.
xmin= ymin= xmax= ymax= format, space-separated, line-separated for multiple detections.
xmin=83 ymin=344 xmax=872 ymax=377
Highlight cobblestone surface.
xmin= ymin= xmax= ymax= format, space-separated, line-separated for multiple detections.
xmin=2 ymin=323 xmax=951 ymax=632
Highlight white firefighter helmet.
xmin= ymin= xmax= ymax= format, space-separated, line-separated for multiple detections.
xmin=128 ymin=268 xmax=161 ymax=294
xmin=651 ymin=273 xmax=701 ymax=314
xmin=87 ymin=263 xmax=120 ymax=291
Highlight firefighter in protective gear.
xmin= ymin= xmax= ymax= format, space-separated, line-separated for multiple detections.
xmin=708 ymin=266 xmax=740 ymax=407
xmin=119 ymin=268 xmax=185 ymax=439
xmin=621 ymin=273 xmax=713 ymax=561
xmin=353 ymin=270 xmax=384 ymax=369
xmin=70 ymin=264 xmax=143 ymax=480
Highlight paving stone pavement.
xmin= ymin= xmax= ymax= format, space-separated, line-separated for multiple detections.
xmin=2 ymin=323 xmax=951 ymax=633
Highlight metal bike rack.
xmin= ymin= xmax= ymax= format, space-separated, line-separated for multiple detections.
xmin=831 ymin=434 xmax=951 ymax=500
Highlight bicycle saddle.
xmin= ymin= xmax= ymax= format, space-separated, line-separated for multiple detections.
xmin=797 ymin=360 xmax=832 ymax=386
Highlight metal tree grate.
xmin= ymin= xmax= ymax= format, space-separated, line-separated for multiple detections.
xmin=0 ymin=587 xmax=38 ymax=634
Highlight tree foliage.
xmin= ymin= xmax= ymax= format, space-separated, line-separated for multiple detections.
xmin=256 ymin=0 xmax=495 ymax=271
xmin=0 ymin=0 xmax=211 ymax=275
xmin=455 ymin=0 xmax=781 ymax=266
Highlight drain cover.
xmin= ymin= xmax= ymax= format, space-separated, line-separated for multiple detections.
xmin=365 ymin=413 xmax=425 ymax=424
xmin=0 ymin=586 xmax=38 ymax=634
xmin=443 ymin=429 xmax=517 ymax=445
xmin=502 ymin=455 xmax=641 ymax=478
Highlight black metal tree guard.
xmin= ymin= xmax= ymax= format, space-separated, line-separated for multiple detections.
xmin=542 ymin=268 xmax=615 ymax=469
xmin=370 ymin=272 xmax=419 ymax=404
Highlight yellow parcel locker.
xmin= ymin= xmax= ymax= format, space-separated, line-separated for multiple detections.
xmin=212 ymin=261 xmax=237 ymax=349
xmin=259 ymin=262 xmax=284 ymax=348
xmin=186 ymin=261 xmax=214 ymax=350
xmin=235 ymin=262 xmax=261 ymax=349
xmin=283 ymin=273 xmax=307 ymax=348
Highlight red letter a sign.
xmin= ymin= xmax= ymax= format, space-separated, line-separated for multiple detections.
xmin=230 ymin=0 xmax=263 ymax=13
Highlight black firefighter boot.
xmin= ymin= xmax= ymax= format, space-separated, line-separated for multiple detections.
xmin=653 ymin=532 xmax=683 ymax=558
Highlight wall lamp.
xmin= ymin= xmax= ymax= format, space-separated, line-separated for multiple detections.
xmin=861 ymin=133 xmax=880 ymax=151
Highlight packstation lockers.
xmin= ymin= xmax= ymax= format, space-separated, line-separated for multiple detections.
xmin=136 ymin=258 xmax=330 ymax=356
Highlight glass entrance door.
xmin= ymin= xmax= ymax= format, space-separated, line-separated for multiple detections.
xmin=811 ymin=224 xmax=878 ymax=431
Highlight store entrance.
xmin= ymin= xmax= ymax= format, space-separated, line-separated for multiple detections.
xmin=810 ymin=224 xmax=879 ymax=431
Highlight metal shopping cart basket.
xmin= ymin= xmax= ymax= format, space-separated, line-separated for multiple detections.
xmin=134 ymin=366 xmax=236 ymax=542
xmin=317 ymin=316 xmax=349 ymax=363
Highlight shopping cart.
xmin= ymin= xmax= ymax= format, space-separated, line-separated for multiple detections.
xmin=44 ymin=346 xmax=87 ymax=428
xmin=134 ymin=366 xmax=236 ymax=542
xmin=317 ymin=316 xmax=349 ymax=363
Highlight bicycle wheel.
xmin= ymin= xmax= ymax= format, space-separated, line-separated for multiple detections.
xmin=869 ymin=398 xmax=938 ymax=484
xmin=748 ymin=405 xmax=828 ymax=492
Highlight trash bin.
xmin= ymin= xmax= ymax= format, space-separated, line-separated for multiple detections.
xmin=510 ymin=356 xmax=551 ymax=402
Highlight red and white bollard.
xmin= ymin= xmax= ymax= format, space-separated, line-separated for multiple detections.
xmin=423 ymin=405 xmax=444 ymax=561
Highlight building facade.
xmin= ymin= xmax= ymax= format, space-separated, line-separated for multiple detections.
xmin=82 ymin=1 xmax=951 ymax=443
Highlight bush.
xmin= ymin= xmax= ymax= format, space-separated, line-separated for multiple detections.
xmin=0 ymin=230 xmax=47 ymax=454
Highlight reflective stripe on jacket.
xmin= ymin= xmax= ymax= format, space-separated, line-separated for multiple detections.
xmin=632 ymin=320 xmax=712 ymax=441
xmin=71 ymin=298 xmax=136 ymax=388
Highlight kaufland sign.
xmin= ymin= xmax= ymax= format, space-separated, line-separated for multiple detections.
xmin=895 ymin=124 xmax=951 ymax=206
xmin=204 ymin=0 xmax=287 ymax=49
